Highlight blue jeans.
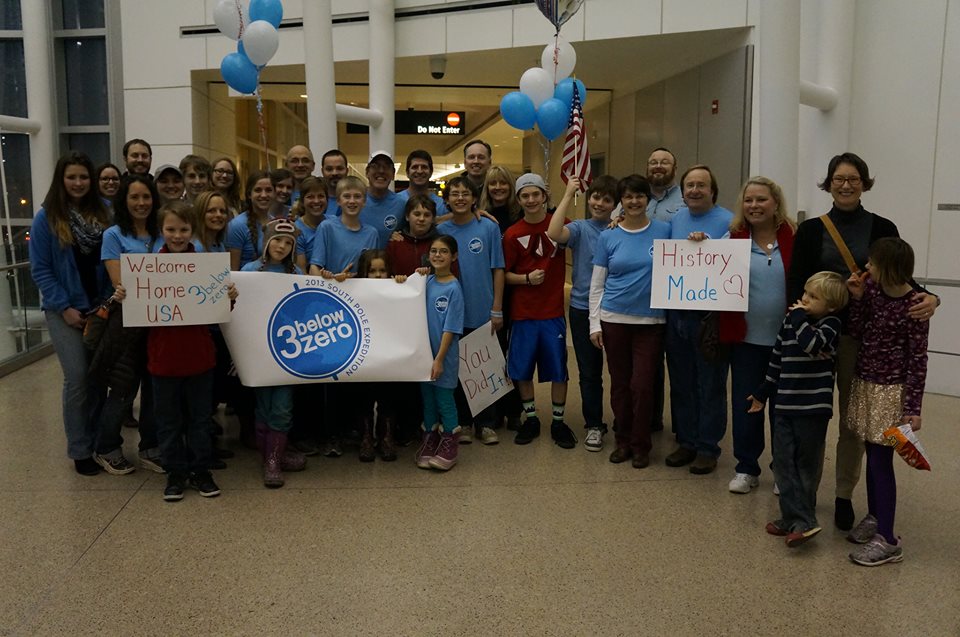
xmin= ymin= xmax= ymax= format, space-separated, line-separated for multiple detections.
xmin=730 ymin=343 xmax=775 ymax=476
xmin=421 ymin=383 xmax=458 ymax=434
xmin=96 ymin=371 xmax=157 ymax=454
xmin=45 ymin=310 xmax=103 ymax=459
xmin=772 ymin=414 xmax=828 ymax=533
xmin=569 ymin=307 xmax=604 ymax=430
xmin=153 ymin=371 xmax=214 ymax=475
xmin=665 ymin=311 xmax=728 ymax=458
xmin=255 ymin=385 xmax=294 ymax=433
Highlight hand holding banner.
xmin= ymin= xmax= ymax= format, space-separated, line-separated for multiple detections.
xmin=121 ymin=253 xmax=232 ymax=327
xmin=650 ymin=239 xmax=751 ymax=311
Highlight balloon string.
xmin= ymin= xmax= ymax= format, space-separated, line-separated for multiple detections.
xmin=552 ymin=33 xmax=560 ymax=85
xmin=235 ymin=0 xmax=244 ymax=37
xmin=539 ymin=134 xmax=550 ymax=176
xmin=256 ymin=82 xmax=268 ymax=169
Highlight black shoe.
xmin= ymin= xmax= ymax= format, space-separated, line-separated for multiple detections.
xmin=189 ymin=471 xmax=221 ymax=498
xmin=650 ymin=420 xmax=664 ymax=432
xmin=505 ymin=415 xmax=522 ymax=432
xmin=164 ymin=474 xmax=187 ymax=501
xmin=514 ymin=416 xmax=541 ymax=445
xmin=835 ymin=497 xmax=855 ymax=531
xmin=550 ymin=422 xmax=577 ymax=449
xmin=665 ymin=446 xmax=697 ymax=467
xmin=209 ymin=457 xmax=227 ymax=470
xmin=74 ymin=457 xmax=101 ymax=476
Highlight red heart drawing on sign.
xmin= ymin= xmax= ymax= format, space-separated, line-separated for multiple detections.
xmin=723 ymin=274 xmax=744 ymax=298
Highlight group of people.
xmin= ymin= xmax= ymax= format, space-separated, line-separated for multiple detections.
xmin=31 ymin=137 xmax=935 ymax=566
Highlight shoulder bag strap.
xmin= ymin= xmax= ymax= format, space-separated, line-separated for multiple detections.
xmin=820 ymin=215 xmax=861 ymax=275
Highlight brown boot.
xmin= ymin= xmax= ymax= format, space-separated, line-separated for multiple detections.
xmin=359 ymin=415 xmax=376 ymax=462
xmin=378 ymin=414 xmax=397 ymax=462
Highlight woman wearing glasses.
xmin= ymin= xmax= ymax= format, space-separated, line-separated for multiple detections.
xmin=787 ymin=152 xmax=938 ymax=532
xmin=211 ymin=157 xmax=242 ymax=218
xmin=95 ymin=163 xmax=122 ymax=209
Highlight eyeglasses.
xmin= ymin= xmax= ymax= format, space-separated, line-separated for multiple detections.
xmin=429 ymin=248 xmax=451 ymax=255
xmin=831 ymin=176 xmax=862 ymax=186
xmin=448 ymin=192 xmax=472 ymax=200
xmin=213 ymin=168 xmax=234 ymax=176
xmin=99 ymin=176 xmax=120 ymax=182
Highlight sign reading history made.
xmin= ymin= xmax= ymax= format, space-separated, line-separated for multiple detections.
xmin=650 ymin=239 xmax=751 ymax=312
xmin=120 ymin=253 xmax=232 ymax=327
xmin=220 ymin=272 xmax=433 ymax=386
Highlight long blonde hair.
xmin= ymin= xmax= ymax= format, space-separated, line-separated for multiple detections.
xmin=478 ymin=166 xmax=521 ymax=222
xmin=730 ymin=176 xmax=797 ymax=233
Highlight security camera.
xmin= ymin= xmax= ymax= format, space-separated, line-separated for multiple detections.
xmin=430 ymin=55 xmax=447 ymax=80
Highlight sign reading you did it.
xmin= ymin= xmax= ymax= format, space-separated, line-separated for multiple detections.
xmin=650 ymin=239 xmax=751 ymax=312
xmin=121 ymin=253 xmax=233 ymax=327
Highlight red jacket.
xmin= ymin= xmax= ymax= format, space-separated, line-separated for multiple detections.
xmin=146 ymin=244 xmax=216 ymax=377
xmin=718 ymin=223 xmax=795 ymax=344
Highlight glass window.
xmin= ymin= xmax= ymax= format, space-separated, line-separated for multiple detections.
xmin=66 ymin=133 xmax=110 ymax=167
xmin=63 ymin=37 xmax=108 ymax=125
xmin=0 ymin=40 xmax=28 ymax=118
xmin=0 ymin=3 xmax=22 ymax=30
xmin=60 ymin=0 xmax=105 ymax=29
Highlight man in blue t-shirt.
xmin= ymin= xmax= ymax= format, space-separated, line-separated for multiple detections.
xmin=398 ymin=150 xmax=448 ymax=220
xmin=362 ymin=151 xmax=405 ymax=248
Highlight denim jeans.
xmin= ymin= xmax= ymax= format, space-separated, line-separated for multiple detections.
xmin=601 ymin=322 xmax=664 ymax=455
xmin=153 ymin=371 xmax=214 ymax=475
xmin=569 ymin=307 xmax=604 ymax=430
xmin=45 ymin=310 xmax=103 ymax=459
xmin=255 ymin=385 xmax=294 ymax=433
xmin=772 ymin=414 xmax=829 ymax=533
xmin=665 ymin=311 xmax=728 ymax=457
xmin=730 ymin=343 xmax=775 ymax=476
xmin=96 ymin=371 xmax=157 ymax=455
xmin=421 ymin=383 xmax=458 ymax=434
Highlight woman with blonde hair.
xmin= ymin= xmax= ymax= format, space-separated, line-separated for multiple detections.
xmin=479 ymin=165 xmax=521 ymax=233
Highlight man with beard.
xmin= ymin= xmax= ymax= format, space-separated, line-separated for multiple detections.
xmin=123 ymin=138 xmax=153 ymax=176
xmin=398 ymin=149 xmax=448 ymax=217
xmin=285 ymin=145 xmax=316 ymax=204
xmin=462 ymin=139 xmax=492 ymax=193
xmin=646 ymin=147 xmax=683 ymax=222
xmin=321 ymin=149 xmax=349 ymax=217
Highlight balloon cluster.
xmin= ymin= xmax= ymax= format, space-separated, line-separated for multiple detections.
xmin=215 ymin=0 xmax=284 ymax=94
xmin=499 ymin=1 xmax=586 ymax=141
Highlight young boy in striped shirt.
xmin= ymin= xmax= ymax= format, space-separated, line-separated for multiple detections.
xmin=748 ymin=271 xmax=849 ymax=548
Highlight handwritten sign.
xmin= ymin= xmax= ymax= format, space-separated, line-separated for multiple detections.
xmin=457 ymin=322 xmax=514 ymax=416
xmin=650 ymin=239 xmax=751 ymax=311
xmin=121 ymin=253 xmax=232 ymax=327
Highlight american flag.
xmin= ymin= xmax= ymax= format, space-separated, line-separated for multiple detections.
xmin=560 ymin=83 xmax=590 ymax=191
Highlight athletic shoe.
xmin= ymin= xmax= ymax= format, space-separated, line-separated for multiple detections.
xmin=189 ymin=471 xmax=221 ymax=498
xmin=415 ymin=431 xmax=440 ymax=469
xmin=514 ymin=417 xmax=541 ymax=445
xmin=847 ymin=514 xmax=879 ymax=544
xmin=479 ymin=427 xmax=499 ymax=445
xmin=459 ymin=425 xmax=473 ymax=445
xmin=785 ymin=526 xmax=821 ymax=548
xmin=138 ymin=450 xmax=165 ymax=474
xmin=584 ymin=427 xmax=604 ymax=452
xmin=728 ymin=473 xmax=759 ymax=494
xmin=163 ymin=474 xmax=186 ymax=502
xmin=323 ymin=437 xmax=343 ymax=458
xmin=293 ymin=439 xmax=321 ymax=456
xmin=550 ymin=422 xmax=578 ymax=449
xmin=765 ymin=520 xmax=789 ymax=537
xmin=74 ymin=457 xmax=101 ymax=476
xmin=94 ymin=452 xmax=136 ymax=476
xmin=849 ymin=534 xmax=903 ymax=567
xmin=428 ymin=433 xmax=458 ymax=471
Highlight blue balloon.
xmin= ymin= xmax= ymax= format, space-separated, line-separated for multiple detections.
xmin=536 ymin=98 xmax=569 ymax=141
xmin=553 ymin=78 xmax=587 ymax=113
xmin=221 ymin=52 xmax=259 ymax=94
xmin=500 ymin=91 xmax=536 ymax=130
xmin=249 ymin=0 xmax=283 ymax=28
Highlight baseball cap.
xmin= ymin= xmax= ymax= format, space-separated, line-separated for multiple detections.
xmin=368 ymin=150 xmax=394 ymax=164
xmin=516 ymin=172 xmax=547 ymax=193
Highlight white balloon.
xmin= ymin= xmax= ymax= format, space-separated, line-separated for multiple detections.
xmin=519 ymin=67 xmax=555 ymax=108
xmin=213 ymin=0 xmax=251 ymax=41
xmin=541 ymin=36 xmax=577 ymax=81
xmin=242 ymin=20 xmax=279 ymax=66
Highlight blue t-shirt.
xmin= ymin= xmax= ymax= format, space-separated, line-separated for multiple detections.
xmin=669 ymin=205 xmax=733 ymax=240
xmin=744 ymin=240 xmax=786 ymax=346
xmin=327 ymin=200 xmax=341 ymax=218
xmin=241 ymin=260 xmax=303 ymax=274
xmin=309 ymin=217 xmax=379 ymax=274
xmin=225 ymin=212 xmax=266 ymax=270
xmin=295 ymin=218 xmax=321 ymax=257
xmin=425 ymin=275 xmax=464 ymax=389
xmin=361 ymin=190 xmax=405 ymax=248
xmin=593 ymin=220 xmax=672 ymax=318
xmin=101 ymin=225 xmax=161 ymax=260
xmin=397 ymin=189 xmax=448 ymax=217
xmin=436 ymin=216 xmax=505 ymax=329
xmin=565 ymin=218 xmax=610 ymax=310
xmin=195 ymin=240 xmax=226 ymax=253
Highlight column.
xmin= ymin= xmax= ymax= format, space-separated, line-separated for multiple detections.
xmin=303 ymin=0 xmax=338 ymax=156
xmin=368 ymin=0 xmax=395 ymax=158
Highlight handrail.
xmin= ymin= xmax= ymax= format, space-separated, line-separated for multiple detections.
xmin=0 ymin=261 xmax=31 ymax=274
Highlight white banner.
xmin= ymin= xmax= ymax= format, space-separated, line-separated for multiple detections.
xmin=457 ymin=322 xmax=514 ymax=417
xmin=221 ymin=272 xmax=433 ymax=386
xmin=121 ymin=253 xmax=232 ymax=327
xmin=650 ymin=239 xmax=751 ymax=311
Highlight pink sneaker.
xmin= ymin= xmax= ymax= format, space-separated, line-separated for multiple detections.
xmin=428 ymin=432 xmax=459 ymax=471
xmin=415 ymin=430 xmax=440 ymax=469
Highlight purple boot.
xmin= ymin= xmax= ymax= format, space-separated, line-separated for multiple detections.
xmin=257 ymin=421 xmax=306 ymax=472
xmin=428 ymin=431 xmax=459 ymax=471
xmin=415 ymin=427 xmax=440 ymax=469
xmin=263 ymin=430 xmax=287 ymax=488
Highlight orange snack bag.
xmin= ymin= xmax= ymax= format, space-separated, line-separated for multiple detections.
xmin=883 ymin=424 xmax=931 ymax=471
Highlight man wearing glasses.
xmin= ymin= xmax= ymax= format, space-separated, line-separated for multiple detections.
xmin=362 ymin=151 xmax=405 ymax=248
xmin=285 ymin=145 xmax=316 ymax=204
xmin=645 ymin=147 xmax=683 ymax=222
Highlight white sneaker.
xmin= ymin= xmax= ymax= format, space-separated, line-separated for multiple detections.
xmin=773 ymin=482 xmax=780 ymax=496
xmin=584 ymin=427 xmax=604 ymax=452
xmin=479 ymin=427 xmax=499 ymax=445
xmin=458 ymin=426 xmax=473 ymax=444
xmin=728 ymin=472 xmax=759 ymax=494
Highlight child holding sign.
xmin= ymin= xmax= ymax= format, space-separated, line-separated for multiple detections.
xmin=844 ymin=238 xmax=929 ymax=566
xmin=242 ymin=219 xmax=306 ymax=487
xmin=416 ymin=235 xmax=465 ymax=471
xmin=749 ymin=271 xmax=848 ymax=547
xmin=135 ymin=201 xmax=237 ymax=500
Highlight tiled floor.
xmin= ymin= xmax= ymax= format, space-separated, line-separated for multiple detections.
xmin=2 ymin=354 xmax=958 ymax=636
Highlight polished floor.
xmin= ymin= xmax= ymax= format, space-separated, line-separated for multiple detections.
xmin=2 ymin=354 xmax=959 ymax=636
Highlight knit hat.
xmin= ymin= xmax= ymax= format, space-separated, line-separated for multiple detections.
xmin=515 ymin=172 xmax=547 ymax=194
xmin=261 ymin=218 xmax=299 ymax=261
